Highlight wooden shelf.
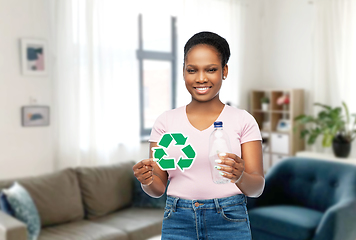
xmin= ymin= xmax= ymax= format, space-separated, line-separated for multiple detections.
xmin=250 ymin=89 xmax=305 ymax=171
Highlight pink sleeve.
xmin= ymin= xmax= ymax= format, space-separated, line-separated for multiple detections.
xmin=240 ymin=110 xmax=262 ymax=144
xmin=149 ymin=111 xmax=167 ymax=143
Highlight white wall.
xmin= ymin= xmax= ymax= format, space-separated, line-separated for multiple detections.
xmin=0 ymin=0 xmax=54 ymax=179
xmin=238 ymin=0 xmax=264 ymax=110
xmin=260 ymin=0 xmax=315 ymax=106
xmin=241 ymin=0 xmax=315 ymax=110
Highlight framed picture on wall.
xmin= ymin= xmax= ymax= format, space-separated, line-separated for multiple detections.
xmin=20 ymin=38 xmax=48 ymax=76
xmin=21 ymin=106 xmax=50 ymax=127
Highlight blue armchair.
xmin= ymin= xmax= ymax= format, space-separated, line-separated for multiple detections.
xmin=247 ymin=157 xmax=356 ymax=240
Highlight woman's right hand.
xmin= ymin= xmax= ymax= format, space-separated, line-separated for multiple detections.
xmin=132 ymin=158 xmax=155 ymax=186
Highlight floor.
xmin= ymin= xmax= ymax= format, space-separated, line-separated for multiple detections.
xmin=146 ymin=236 xmax=161 ymax=240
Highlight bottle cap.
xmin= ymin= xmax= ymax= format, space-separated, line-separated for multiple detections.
xmin=214 ymin=121 xmax=223 ymax=128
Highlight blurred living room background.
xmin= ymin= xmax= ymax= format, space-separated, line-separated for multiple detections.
xmin=1 ymin=0 xmax=356 ymax=179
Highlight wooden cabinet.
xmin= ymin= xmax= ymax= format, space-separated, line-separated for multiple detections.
xmin=250 ymin=89 xmax=305 ymax=171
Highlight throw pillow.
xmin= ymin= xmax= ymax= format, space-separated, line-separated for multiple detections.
xmin=3 ymin=182 xmax=41 ymax=240
xmin=0 ymin=191 xmax=15 ymax=216
xmin=76 ymin=162 xmax=134 ymax=219
xmin=132 ymin=177 xmax=168 ymax=208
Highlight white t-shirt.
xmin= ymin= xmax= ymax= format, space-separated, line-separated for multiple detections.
xmin=149 ymin=105 xmax=262 ymax=200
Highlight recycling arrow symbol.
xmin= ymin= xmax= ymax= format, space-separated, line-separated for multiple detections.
xmin=152 ymin=133 xmax=196 ymax=172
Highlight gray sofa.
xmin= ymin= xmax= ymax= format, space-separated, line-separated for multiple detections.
xmin=0 ymin=161 xmax=164 ymax=240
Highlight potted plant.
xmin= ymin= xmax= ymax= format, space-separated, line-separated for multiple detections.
xmin=261 ymin=97 xmax=270 ymax=111
xmin=294 ymin=102 xmax=356 ymax=158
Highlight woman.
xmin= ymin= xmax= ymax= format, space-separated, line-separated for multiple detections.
xmin=133 ymin=31 xmax=264 ymax=240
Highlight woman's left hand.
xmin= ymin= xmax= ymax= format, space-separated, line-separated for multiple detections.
xmin=215 ymin=153 xmax=245 ymax=183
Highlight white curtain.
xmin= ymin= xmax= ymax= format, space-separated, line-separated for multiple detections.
xmin=49 ymin=0 xmax=245 ymax=169
xmin=311 ymin=0 xmax=356 ymax=154
xmin=313 ymin=0 xmax=356 ymax=111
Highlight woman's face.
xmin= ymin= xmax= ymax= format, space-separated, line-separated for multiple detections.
xmin=183 ymin=44 xmax=228 ymax=103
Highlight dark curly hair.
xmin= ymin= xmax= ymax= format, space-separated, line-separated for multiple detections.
xmin=184 ymin=31 xmax=231 ymax=67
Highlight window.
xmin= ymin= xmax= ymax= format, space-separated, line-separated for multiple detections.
xmin=137 ymin=14 xmax=177 ymax=138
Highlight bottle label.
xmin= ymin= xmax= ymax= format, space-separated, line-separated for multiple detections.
xmin=152 ymin=132 xmax=197 ymax=172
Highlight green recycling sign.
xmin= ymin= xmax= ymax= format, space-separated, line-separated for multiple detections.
xmin=152 ymin=133 xmax=196 ymax=172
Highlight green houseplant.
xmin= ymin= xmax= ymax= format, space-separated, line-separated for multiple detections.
xmin=260 ymin=97 xmax=270 ymax=104
xmin=294 ymin=102 xmax=356 ymax=158
xmin=260 ymin=97 xmax=270 ymax=111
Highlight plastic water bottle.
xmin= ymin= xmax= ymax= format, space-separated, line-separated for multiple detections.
xmin=209 ymin=121 xmax=231 ymax=184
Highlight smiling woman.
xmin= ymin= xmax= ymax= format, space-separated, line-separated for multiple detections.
xmin=133 ymin=31 xmax=264 ymax=240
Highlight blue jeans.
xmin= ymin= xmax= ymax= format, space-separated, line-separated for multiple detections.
xmin=161 ymin=194 xmax=252 ymax=240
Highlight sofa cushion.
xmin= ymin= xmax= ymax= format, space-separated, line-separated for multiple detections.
xmin=76 ymin=161 xmax=134 ymax=219
xmin=249 ymin=205 xmax=323 ymax=240
xmin=18 ymin=169 xmax=84 ymax=227
xmin=91 ymin=207 xmax=163 ymax=240
xmin=2 ymin=182 xmax=41 ymax=240
xmin=39 ymin=220 xmax=128 ymax=240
